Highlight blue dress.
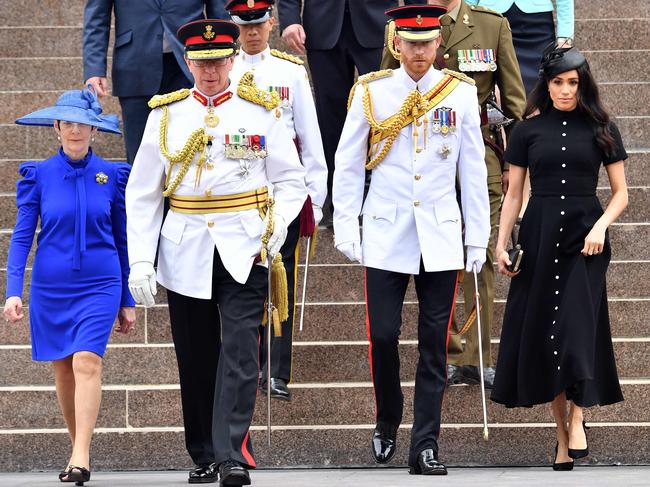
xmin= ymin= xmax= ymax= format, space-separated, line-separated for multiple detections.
xmin=6 ymin=148 xmax=135 ymax=361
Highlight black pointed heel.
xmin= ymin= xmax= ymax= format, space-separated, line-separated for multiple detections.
xmin=552 ymin=442 xmax=574 ymax=471
xmin=61 ymin=466 xmax=91 ymax=486
xmin=568 ymin=421 xmax=589 ymax=459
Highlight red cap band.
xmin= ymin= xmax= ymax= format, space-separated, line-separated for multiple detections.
xmin=395 ymin=17 xmax=441 ymax=29
xmin=228 ymin=1 xmax=272 ymax=11
xmin=185 ymin=34 xmax=235 ymax=46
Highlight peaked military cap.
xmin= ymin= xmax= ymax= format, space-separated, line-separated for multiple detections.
xmin=385 ymin=4 xmax=448 ymax=42
xmin=177 ymin=19 xmax=240 ymax=60
xmin=226 ymin=0 xmax=274 ymax=24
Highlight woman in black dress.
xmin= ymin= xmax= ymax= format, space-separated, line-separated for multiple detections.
xmin=491 ymin=45 xmax=628 ymax=470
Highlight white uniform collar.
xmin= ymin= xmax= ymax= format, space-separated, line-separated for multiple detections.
xmin=396 ymin=65 xmax=441 ymax=92
xmin=192 ymin=84 xmax=233 ymax=107
xmin=239 ymin=46 xmax=271 ymax=66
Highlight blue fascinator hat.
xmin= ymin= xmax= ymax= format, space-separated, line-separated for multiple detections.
xmin=15 ymin=86 xmax=121 ymax=135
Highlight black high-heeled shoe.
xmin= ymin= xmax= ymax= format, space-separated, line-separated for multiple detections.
xmin=59 ymin=466 xmax=91 ymax=486
xmin=568 ymin=421 xmax=589 ymax=459
xmin=552 ymin=442 xmax=574 ymax=471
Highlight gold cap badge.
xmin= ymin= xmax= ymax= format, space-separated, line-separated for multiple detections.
xmin=247 ymin=0 xmax=255 ymax=7
xmin=416 ymin=15 xmax=423 ymax=25
xmin=203 ymin=24 xmax=215 ymax=41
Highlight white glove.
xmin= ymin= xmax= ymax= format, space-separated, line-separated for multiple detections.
xmin=312 ymin=204 xmax=323 ymax=226
xmin=128 ymin=261 xmax=157 ymax=308
xmin=466 ymin=246 xmax=487 ymax=273
xmin=337 ymin=241 xmax=362 ymax=263
xmin=266 ymin=214 xmax=288 ymax=259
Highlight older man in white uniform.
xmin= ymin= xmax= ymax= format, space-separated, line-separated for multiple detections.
xmin=126 ymin=19 xmax=306 ymax=486
xmin=333 ymin=5 xmax=490 ymax=476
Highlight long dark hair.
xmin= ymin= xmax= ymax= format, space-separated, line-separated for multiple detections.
xmin=524 ymin=62 xmax=618 ymax=157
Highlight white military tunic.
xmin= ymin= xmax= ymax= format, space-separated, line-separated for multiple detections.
xmin=231 ymin=47 xmax=328 ymax=207
xmin=333 ymin=66 xmax=490 ymax=275
xmin=126 ymin=86 xmax=307 ymax=299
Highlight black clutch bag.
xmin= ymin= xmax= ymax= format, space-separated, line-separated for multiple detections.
xmin=506 ymin=225 xmax=524 ymax=273
xmin=507 ymin=244 xmax=524 ymax=273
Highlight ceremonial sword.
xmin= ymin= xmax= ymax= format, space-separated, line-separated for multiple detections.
xmin=298 ymin=236 xmax=311 ymax=332
xmin=473 ymin=264 xmax=489 ymax=441
xmin=266 ymin=254 xmax=273 ymax=446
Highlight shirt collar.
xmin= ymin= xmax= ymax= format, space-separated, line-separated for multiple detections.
xmin=239 ymin=46 xmax=272 ymax=65
xmin=443 ymin=2 xmax=462 ymax=22
xmin=396 ymin=66 xmax=440 ymax=92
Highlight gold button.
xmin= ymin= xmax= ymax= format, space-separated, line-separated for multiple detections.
xmin=415 ymin=174 xmax=422 ymax=180
xmin=416 ymin=148 xmax=423 ymax=153
xmin=413 ymin=200 xmax=420 ymax=207
xmin=205 ymin=189 xmax=212 ymax=197
xmin=206 ymin=163 xmax=214 ymax=170
xmin=207 ymin=221 xmax=215 ymax=228
xmin=443 ymin=53 xmax=450 ymax=60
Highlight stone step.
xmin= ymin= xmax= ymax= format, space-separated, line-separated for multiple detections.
xmin=0 ymin=339 xmax=648 ymax=387
xmin=1 ymin=183 xmax=649 ymax=232
xmin=1 ymin=82 xmax=647 ymax=128
xmin=1 ymin=50 xmax=647 ymax=93
xmin=1 ymin=296 xmax=648 ymax=347
xmin=0 ymin=0 xmax=645 ymax=27
xmin=1 ymin=221 xmax=649 ymax=278
xmin=598 ymin=151 xmax=650 ymax=187
xmin=2 ymin=259 xmax=648 ymax=306
xmin=1 ymin=382 xmax=648 ymax=430
xmin=1 ymin=424 xmax=649 ymax=471
xmin=2 ymin=18 xmax=648 ymax=58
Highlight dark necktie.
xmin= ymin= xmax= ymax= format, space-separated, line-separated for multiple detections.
xmin=440 ymin=14 xmax=453 ymax=45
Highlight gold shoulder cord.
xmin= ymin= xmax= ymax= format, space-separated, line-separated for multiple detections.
xmin=347 ymin=69 xmax=393 ymax=110
xmin=237 ymin=72 xmax=281 ymax=110
xmin=363 ymin=85 xmax=425 ymax=170
xmin=386 ymin=21 xmax=401 ymax=62
xmin=158 ymin=105 xmax=211 ymax=197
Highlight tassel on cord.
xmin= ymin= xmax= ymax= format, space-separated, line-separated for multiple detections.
xmin=308 ymin=225 xmax=318 ymax=259
xmin=271 ymin=254 xmax=289 ymax=323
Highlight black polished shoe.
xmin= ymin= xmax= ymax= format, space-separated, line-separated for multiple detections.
xmin=409 ymin=449 xmax=448 ymax=475
xmin=568 ymin=421 xmax=589 ymax=459
xmin=260 ymin=378 xmax=291 ymax=401
xmin=219 ymin=460 xmax=251 ymax=486
xmin=188 ymin=463 xmax=218 ymax=484
xmin=371 ymin=422 xmax=398 ymax=464
xmin=447 ymin=364 xmax=466 ymax=386
xmin=553 ymin=442 xmax=574 ymax=471
xmin=461 ymin=365 xmax=495 ymax=389
xmin=59 ymin=466 xmax=91 ymax=486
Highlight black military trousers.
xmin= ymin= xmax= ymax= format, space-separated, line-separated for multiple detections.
xmin=307 ymin=11 xmax=383 ymax=215
xmin=365 ymin=263 xmax=458 ymax=465
xmin=168 ymin=249 xmax=266 ymax=469
xmin=260 ymin=215 xmax=301 ymax=382
xmin=119 ymin=53 xmax=191 ymax=163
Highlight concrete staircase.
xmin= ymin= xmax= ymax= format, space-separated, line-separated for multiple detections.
xmin=1 ymin=0 xmax=649 ymax=471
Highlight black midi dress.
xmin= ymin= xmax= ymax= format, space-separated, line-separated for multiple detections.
xmin=491 ymin=106 xmax=627 ymax=408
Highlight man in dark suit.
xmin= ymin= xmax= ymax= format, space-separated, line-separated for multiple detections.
xmin=83 ymin=0 xmax=228 ymax=163
xmin=278 ymin=0 xmax=419 ymax=221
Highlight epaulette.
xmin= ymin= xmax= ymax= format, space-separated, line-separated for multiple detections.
xmin=270 ymin=49 xmax=304 ymax=65
xmin=469 ymin=4 xmax=503 ymax=17
xmin=237 ymin=71 xmax=281 ymax=111
xmin=443 ymin=68 xmax=475 ymax=86
xmin=148 ymin=88 xmax=191 ymax=109
xmin=347 ymin=69 xmax=393 ymax=110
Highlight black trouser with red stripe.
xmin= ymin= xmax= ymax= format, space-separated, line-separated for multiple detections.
xmin=168 ymin=248 xmax=266 ymax=469
xmin=365 ymin=263 xmax=458 ymax=466
xmin=259 ymin=215 xmax=301 ymax=382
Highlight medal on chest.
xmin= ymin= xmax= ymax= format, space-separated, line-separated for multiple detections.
xmin=224 ymin=133 xmax=268 ymax=160
xmin=432 ymin=107 xmax=456 ymax=136
xmin=192 ymin=89 xmax=233 ymax=128
xmin=458 ymin=48 xmax=497 ymax=72
xmin=205 ymin=108 xmax=219 ymax=128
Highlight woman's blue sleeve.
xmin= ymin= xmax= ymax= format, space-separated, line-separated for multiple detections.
xmin=6 ymin=163 xmax=40 ymax=298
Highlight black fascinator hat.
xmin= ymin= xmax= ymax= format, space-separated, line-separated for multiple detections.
xmin=539 ymin=42 xmax=587 ymax=78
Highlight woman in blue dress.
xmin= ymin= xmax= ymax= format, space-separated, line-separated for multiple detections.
xmin=3 ymin=88 xmax=135 ymax=485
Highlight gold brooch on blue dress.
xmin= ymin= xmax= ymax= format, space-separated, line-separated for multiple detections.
xmin=95 ymin=172 xmax=108 ymax=184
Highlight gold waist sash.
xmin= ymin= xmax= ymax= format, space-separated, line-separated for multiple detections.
xmin=170 ymin=187 xmax=268 ymax=214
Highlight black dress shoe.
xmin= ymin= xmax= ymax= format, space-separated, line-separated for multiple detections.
xmin=461 ymin=365 xmax=495 ymax=389
xmin=568 ymin=421 xmax=589 ymax=459
xmin=552 ymin=442 xmax=574 ymax=471
xmin=372 ymin=422 xmax=398 ymax=464
xmin=219 ymin=460 xmax=251 ymax=486
xmin=188 ymin=463 xmax=218 ymax=484
xmin=447 ymin=364 xmax=464 ymax=386
xmin=260 ymin=378 xmax=291 ymax=401
xmin=409 ymin=449 xmax=448 ymax=475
